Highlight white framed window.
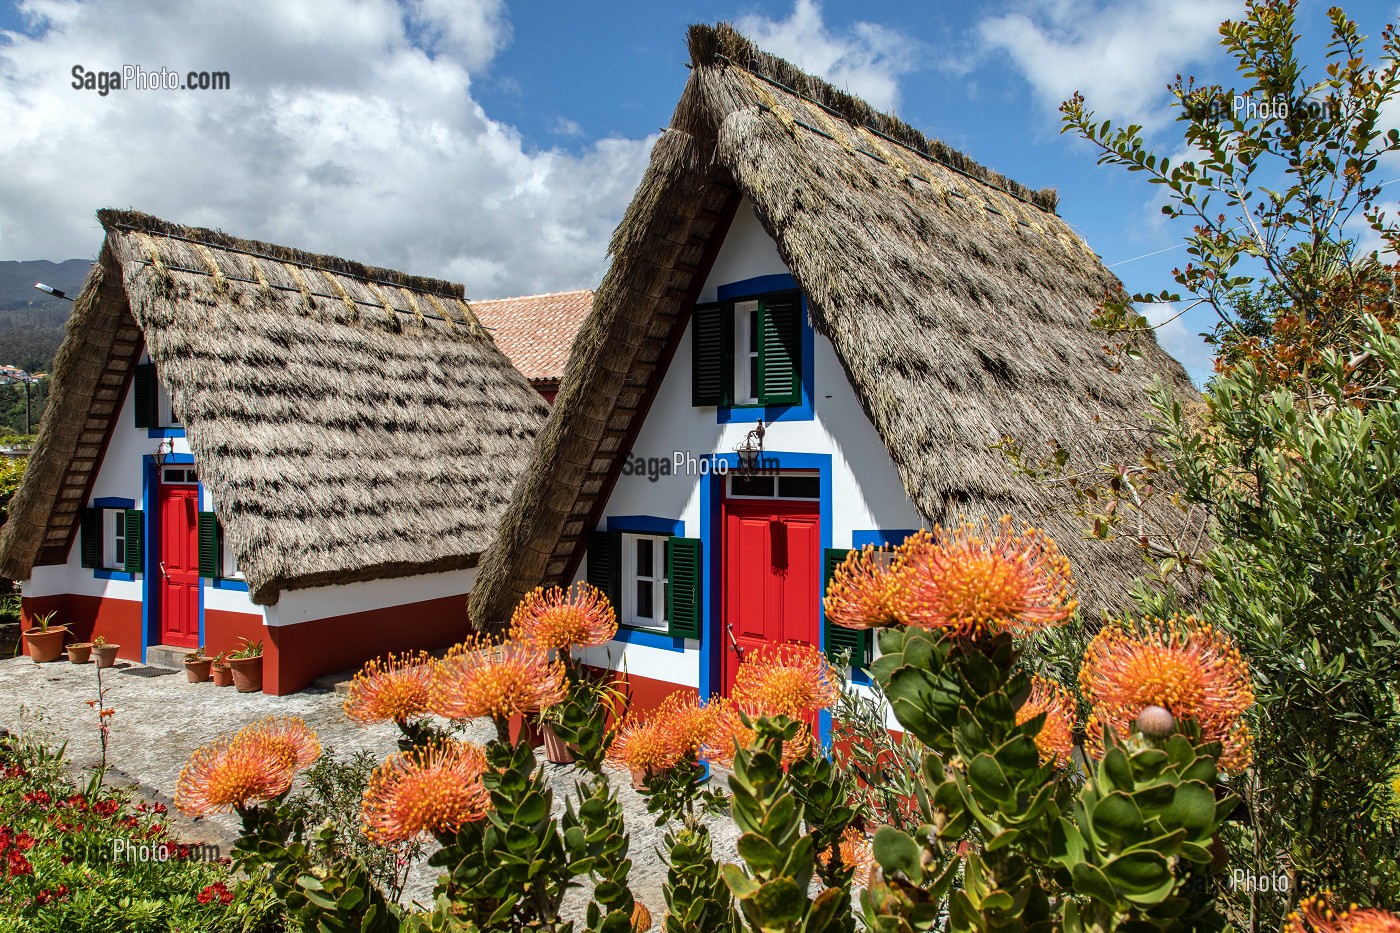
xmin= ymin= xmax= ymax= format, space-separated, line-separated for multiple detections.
xmin=101 ymin=510 xmax=127 ymax=571
xmin=221 ymin=534 xmax=242 ymax=579
xmin=733 ymin=300 xmax=760 ymax=405
xmin=158 ymin=383 xmax=181 ymax=427
xmin=621 ymin=533 xmax=668 ymax=630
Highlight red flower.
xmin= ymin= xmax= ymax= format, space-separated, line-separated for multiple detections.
xmin=7 ymin=849 xmax=32 ymax=877
xmin=22 ymin=790 xmax=51 ymax=806
xmin=92 ymin=798 xmax=119 ymax=817
xmin=152 ymin=803 xmax=167 ymax=814
xmin=34 ymin=890 xmax=52 ymax=907
xmin=198 ymin=882 xmax=235 ymax=906
xmin=12 ymin=831 xmax=34 ymax=852
xmin=63 ymin=794 xmax=87 ymax=810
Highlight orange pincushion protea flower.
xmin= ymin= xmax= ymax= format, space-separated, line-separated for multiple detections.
xmin=1080 ymin=615 xmax=1254 ymax=772
xmin=361 ymin=741 xmax=490 ymax=844
xmin=607 ymin=715 xmax=683 ymax=776
xmin=231 ymin=716 xmax=321 ymax=772
xmin=176 ymin=737 xmax=296 ymax=816
xmin=702 ymin=698 xmax=815 ymax=767
xmin=509 ymin=582 xmax=618 ymax=652
xmin=824 ymin=545 xmax=911 ymax=630
xmin=899 ymin=518 xmax=1077 ymax=637
xmin=655 ymin=692 xmax=725 ymax=758
xmin=819 ymin=825 xmax=875 ymax=884
xmin=1014 ymin=676 xmax=1076 ymax=767
xmin=1290 ymin=894 xmax=1400 ymax=933
xmin=430 ymin=637 xmax=567 ymax=721
xmin=732 ymin=643 xmax=840 ymax=718
xmin=343 ymin=651 xmax=436 ymax=724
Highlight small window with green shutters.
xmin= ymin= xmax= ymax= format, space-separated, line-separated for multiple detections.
xmin=80 ymin=507 xmax=143 ymax=574
xmin=588 ymin=530 xmax=702 ymax=640
xmin=692 ymin=291 xmax=802 ymax=407
xmin=132 ymin=361 xmax=182 ymax=429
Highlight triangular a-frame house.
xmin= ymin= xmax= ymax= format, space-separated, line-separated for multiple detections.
xmin=0 ymin=210 xmax=548 ymax=692
xmin=469 ymin=24 xmax=1196 ymax=710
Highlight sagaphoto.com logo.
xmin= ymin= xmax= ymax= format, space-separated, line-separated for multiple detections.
xmin=72 ymin=65 xmax=230 ymax=97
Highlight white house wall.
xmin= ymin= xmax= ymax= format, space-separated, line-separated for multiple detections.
xmin=576 ymin=199 xmax=926 ymax=700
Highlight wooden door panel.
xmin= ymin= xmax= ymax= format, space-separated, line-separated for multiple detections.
xmin=158 ymin=485 xmax=200 ymax=648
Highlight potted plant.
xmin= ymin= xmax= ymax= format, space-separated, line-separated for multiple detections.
xmin=21 ymin=611 xmax=68 ymax=663
xmin=91 ymin=635 xmax=120 ymax=669
xmin=211 ymin=653 xmax=234 ymax=687
xmin=66 ymin=641 xmax=93 ymax=664
xmin=539 ymin=706 xmax=575 ymax=764
xmin=183 ymin=647 xmax=213 ymax=683
xmin=226 ymin=639 xmax=264 ymax=693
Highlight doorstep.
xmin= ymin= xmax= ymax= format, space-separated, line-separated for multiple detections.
xmin=144 ymin=645 xmax=191 ymax=669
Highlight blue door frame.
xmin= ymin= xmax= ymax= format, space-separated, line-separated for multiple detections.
xmin=140 ymin=453 xmax=203 ymax=662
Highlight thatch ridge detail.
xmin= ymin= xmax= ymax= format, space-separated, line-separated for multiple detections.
xmin=687 ymin=23 xmax=1058 ymax=212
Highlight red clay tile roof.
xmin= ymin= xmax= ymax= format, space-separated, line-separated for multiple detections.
xmin=470 ymin=289 xmax=593 ymax=384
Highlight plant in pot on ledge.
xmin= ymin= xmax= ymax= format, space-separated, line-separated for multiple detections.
xmin=66 ymin=639 xmax=93 ymax=664
xmin=507 ymin=581 xmax=621 ymax=764
xmin=91 ymin=635 xmax=121 ymax=669
xmin=211 ymin=652 xmax=234 ymax=687
xmin=183 ymin=646 xmax=213 ymax=683
xmin=21 ymin=611 xmax=68 ymax=663
xmin=226 ymin=639 xmax=264 ymax=693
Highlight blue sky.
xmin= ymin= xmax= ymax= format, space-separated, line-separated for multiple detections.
xmin=1 ymin=0 xmax=1396 ymax=382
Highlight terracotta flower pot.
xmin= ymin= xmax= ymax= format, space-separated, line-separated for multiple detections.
xmin=541 ymin=723 xmax=575 ymax=764
xmin=92 ymin=644 xmax=120 ymax=668
xmin=516 ymin=714 xmax=545 ymax=749
xmin=212 ymin=664 xmax=234 ymax=687
xmin=228 ymin=656 xmax=263 ymax=693
xmin=66 ymin=643 xmax=93 ymax=664
xmin=184 ymin=656 xmax=213 ymax=683
xmin=631 ymin=767 xmax=659 ymax=792
xmin=23 ymin=627 xmax=68 ymax=663
xmin=631 ymin=901 xmax=652 ymax=932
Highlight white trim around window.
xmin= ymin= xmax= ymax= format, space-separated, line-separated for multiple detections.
xmin=620 ymin=532 xmax=668 ymax=631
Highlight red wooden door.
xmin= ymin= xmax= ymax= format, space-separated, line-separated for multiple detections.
xmin=720 ymin=497 xmax=821 ymax=697
xmin=158 ymin=483 xmax=200 ymax=648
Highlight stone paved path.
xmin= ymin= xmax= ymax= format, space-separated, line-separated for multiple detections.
xmin=0 ymin=655 xmax=738 ymax=926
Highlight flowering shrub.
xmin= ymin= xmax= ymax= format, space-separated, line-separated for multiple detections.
xmin=0 ymin=730 xmax=273 ymax=932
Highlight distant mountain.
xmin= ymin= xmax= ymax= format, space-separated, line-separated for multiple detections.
xmin=0 ymin=259 xmax=92 ymax=372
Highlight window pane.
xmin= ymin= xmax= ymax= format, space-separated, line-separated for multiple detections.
xmin=778 ymin=475 xmax=820 ymax=498
xmin=636 ymin=580 xmax=654 ymax=620
xmin=749 ymin=356 xmax=759 ymax=397
xmin=636 ymin=537 xmax=653 ymax=578
xmin=730 ymin=475 xmax=774 ymax=497
xmin=164 ymin=468 xmax=182 ymax=482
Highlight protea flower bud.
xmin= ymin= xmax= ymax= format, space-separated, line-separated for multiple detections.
xmin=1136 ymin=704 xmax=1175 ymax=738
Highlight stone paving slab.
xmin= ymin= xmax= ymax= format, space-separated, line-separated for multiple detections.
xmin=0 ymin=655 xmax=739 ymax=924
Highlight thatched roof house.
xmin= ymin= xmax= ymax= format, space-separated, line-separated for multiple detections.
xmin=1 ymin=209 xmax=547 ymax=608
xmin=469 ymin=23 xmax=1195 ymax=633
xmin=472 ymin=290 xmax=594 ymax=402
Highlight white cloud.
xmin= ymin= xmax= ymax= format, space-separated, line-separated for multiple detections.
xmin=978 ymin=0 xmax=1238 ymax=130
xmin=1140 ymin=301 xmax=1214 ymax=385
xmin=0 ymin=0 xmax=654 ymax=299
xmin=734 ymin=0 xmax=921 ymax=113
xmin=548 ymin=115 xmax=584 ymax=137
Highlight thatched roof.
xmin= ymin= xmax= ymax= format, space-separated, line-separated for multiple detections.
xmin=468 ymin=23 xmax=1197 ymax=629
xmin=0 ymin=210 xmax=548 ymax=605
xmin=471 ymin=290 xmax=594 ymax=391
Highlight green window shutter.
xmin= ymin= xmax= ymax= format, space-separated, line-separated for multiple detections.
xmin=122 ymin=510 xmax=143 ymax=574
xmin=758 ymin=294 xmax=802 ymax=405
xmin=665 ymin=537 xmax=703 ymax=639
xmin=691 ymin=302 xmax=733 ymax=406
xmin=198 ymin=511 xmax=221 ymax=579
xmin=586 ymin=531 xmax=621 ymax=611
xmin=823 ymin=547 xmax=872 ymax=667
xmin=132 ymin=363 xmax=157 ymax=429
xmin=79 ymin=508 xmax=100 ymax=569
